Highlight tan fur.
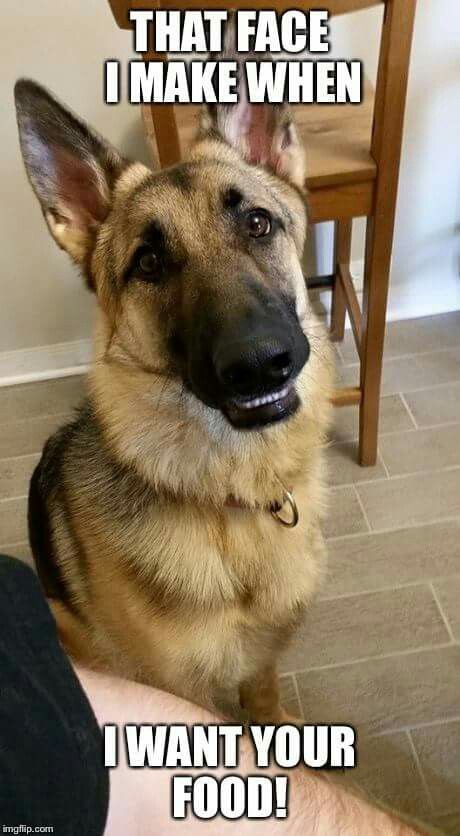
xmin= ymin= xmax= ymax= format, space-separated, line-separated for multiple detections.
xmin=61 ymin=328 xmax=333 ymax=719
xmin=60 ymin=235 xmax=333 ymax=720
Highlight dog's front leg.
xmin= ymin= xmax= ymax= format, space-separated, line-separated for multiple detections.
xmin=239 ymin=665 xmax=300 ymax=725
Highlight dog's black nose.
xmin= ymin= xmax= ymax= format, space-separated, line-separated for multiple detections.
xmin=214 ymin=338 xmax=295 ymax=397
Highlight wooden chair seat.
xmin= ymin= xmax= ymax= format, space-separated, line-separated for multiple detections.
xmin=298 ymin=78 xmax=376 ymax=190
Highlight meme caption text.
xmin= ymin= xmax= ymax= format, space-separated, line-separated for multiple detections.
xmin=104 ymin=723 xmax=356 ymax=819
xmin=105 ymin=10 xmax=362 ymax=105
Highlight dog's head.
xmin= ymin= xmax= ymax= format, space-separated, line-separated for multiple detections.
xmin=15 ymin=69 xmax=311 ymax=431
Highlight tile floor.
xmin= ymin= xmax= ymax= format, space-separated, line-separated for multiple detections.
xmin=1 ymin=312 xmax=459 ymax=833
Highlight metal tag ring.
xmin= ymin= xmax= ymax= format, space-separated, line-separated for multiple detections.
xmin=270 ymin=490 xmax=299 ymax=528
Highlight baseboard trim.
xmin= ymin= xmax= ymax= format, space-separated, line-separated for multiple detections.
xmin=0 ymin=339 xmax=91 ymax=388
xmin=1 ymin=276 xmax=459 ymax=387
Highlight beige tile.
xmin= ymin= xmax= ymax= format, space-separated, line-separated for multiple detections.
xmin=411 ymin=721 xmax=460 ymax=813
xmin=346 ymin=732 xmax=432 ymax=819
xmin=337 ymin=363 xmax=359 ymax=388
xmin=0 ymin=413 xmax=70 ymax=458
xmin=281 ymin=585 xmax=449 ymax=673
xmin=381 ymin=350 xmax=460 ymax=397
xmin=433 ymin=577 xmax=460 ymax=641
xmin=356 ymin=468 xmax=460 ymax=531
xmin=340 ymin=349 xmax=460 ymax=396
xmin=0 ymin=497 xmax=27 ymax=545
xmin=279 ymin=675 xmax=302 ymax=719
xmin=341 ymin=312 xmax=460 ymax=364
xmin=332 ymin=395 xmax=414 ymax=443
xmin=296 ymin=645 xmax=460 ymax=735
xmin=323 ymin=487 xmax=368 ymax=539
xmin=405 ymin=383 xmax=460 ymax=428
xmin=0 ymin=541 xmax=34 ymax=568
xmin=0 ymin=454 xmax=39 ymax=501
xmin=0 ymin=375 xmax=85 ymax=423
xmin=326 ymin=442 xmax=387 ymax=486
xmin=339 ymin=333 xmax=359 ymax=366
xmin=380 ymin=425 xmax=460 ymax=477
xmin=323 ymin=521 xmax=460 ymax=598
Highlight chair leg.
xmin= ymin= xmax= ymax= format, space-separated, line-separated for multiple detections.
xmin=330 ymin=220 xmax=352 ymax=342
xmin=359 ymin=216 xmax=392 ymax=466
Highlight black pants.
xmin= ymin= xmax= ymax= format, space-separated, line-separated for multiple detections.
xmin=0 ymin=555 xmax=109 ymax=835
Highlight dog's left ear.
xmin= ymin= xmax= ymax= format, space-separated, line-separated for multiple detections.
xmin=202 ymin=19 xmax=305 ymax=188
xmin=14 ymin=78 xmax=126 ymax=266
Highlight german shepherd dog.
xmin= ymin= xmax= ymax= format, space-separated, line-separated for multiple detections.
xmin=14 ymin=52 xmax=333 ymax=723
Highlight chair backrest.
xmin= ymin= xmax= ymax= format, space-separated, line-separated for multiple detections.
xmin=109 ymin=0 xmax=384 ymax=28
xmin=107 ymin=0 xmax=417 ymax=194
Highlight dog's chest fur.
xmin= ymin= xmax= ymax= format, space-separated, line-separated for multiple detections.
xmin=112 ymin=497 xmax=323 ymax=705
xmin=39 ymin=378 xmax=328 ymax=709
xmin=34 ymin=314 xmax=332 ymax=712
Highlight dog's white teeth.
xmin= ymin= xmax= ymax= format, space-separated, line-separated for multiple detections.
xmin=238 ymin=387 xmax=290 ymax=410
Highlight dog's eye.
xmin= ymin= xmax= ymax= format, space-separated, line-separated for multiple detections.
xmin=138 ymin=249 xmax=158 ymax=276
xmin=245 ymin=210 xmax=271 ymax=238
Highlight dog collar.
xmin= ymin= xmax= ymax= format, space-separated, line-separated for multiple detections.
xmin=225 ymin=486 xmax=299 ymax=528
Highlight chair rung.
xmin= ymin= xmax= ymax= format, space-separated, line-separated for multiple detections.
xmin=306 ymin=274 xmax=335 ymax=291
xmin=331 ymin=387 xmax=362 ymax=407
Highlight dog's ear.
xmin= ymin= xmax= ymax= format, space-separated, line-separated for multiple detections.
xmin=202 ymin=17 xmax=305 ymax=187
xmin=14 ymin=79 xmax=125 ymax=265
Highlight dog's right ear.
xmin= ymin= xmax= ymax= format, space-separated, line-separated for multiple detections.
xmin=14 ymin=79 xmax=126 ymax=266
xmin=201 ymin=16 xmax=305 ymax=188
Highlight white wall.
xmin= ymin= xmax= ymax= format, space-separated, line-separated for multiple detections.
xmin=1 ymin=0 xmax=149 ymax=357
xmin=1 ymin=0 xmax=459 ymax=373
xmin=386 ymin=0 xmax=460 ymax=319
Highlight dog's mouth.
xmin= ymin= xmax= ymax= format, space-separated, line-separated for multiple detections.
xmin=222 ymin=383 xmax=300 ymax=430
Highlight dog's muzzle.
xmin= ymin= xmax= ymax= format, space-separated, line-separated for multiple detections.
xmin=213 ymin=334 xmax=309 ymax=430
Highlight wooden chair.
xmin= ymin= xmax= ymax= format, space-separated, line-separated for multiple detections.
xmin=107 ymin=0 xmax=417 ymax=466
